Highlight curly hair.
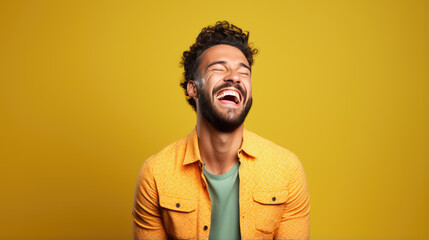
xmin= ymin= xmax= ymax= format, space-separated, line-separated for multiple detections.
xmin=180 ymin=21 xmax=258 ymax=111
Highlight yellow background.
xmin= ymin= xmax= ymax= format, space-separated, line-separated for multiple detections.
xmin=1 ymin=0 xmax=427 ymax=239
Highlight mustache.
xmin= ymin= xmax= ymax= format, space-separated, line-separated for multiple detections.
xmin=212 ymin=82 xmax=246 ymax=99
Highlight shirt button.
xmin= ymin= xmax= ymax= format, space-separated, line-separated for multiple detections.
xmin=176 ymin=203 xmax=180 ymax=208
xmin=203 ymin=225 xmax=208 ymax=230
xmin=272 ymin=197 xmax=276 ymax=201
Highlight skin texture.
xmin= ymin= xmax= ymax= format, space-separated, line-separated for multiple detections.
xmin=186 ymin=44 xmax=252 ymax=175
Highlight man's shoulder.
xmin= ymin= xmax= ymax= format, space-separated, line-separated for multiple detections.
xmin=244 ymin=130 xmax=305 ymax=188
xmin=142 ymin=134 xmax=189 ymax=169
xmin=245 ymin=129 xmax=299 ymax=160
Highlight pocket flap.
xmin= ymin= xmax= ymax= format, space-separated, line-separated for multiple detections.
xmin=159 ymin=195 xmax=197 ymax=212
xmin=253 ymin=189 xmax=288 ymax=205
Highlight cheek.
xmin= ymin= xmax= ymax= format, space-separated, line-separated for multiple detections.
xmin=244 ymin=81 xmax=252 ymax=97
xmin=202 ymin=74 xmax=215 ymax=87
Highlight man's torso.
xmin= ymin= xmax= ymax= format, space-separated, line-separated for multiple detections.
xmin=133 ymin=129 xmax=310 ymax=240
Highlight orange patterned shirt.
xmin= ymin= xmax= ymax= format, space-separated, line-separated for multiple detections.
xmin=133 ymin=128 xmax=310 ymax=240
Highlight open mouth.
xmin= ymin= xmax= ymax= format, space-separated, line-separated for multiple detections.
xmin=216 ymin=89 xmax=241 ymax=104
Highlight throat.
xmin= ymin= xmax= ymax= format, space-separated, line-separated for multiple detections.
xmin=197 ymin=124 xmax=244 ymax=175
xmin=204 ymin=159 xmax=239 ymax=175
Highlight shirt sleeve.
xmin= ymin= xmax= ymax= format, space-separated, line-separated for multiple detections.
xmin=133 ymin=161 xmax=168 ymax=240
xmin=276 ymin=159 xmax=310 ymax=240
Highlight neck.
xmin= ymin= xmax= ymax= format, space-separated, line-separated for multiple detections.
xmin=196 ymin=116 xmax=243 ymax=175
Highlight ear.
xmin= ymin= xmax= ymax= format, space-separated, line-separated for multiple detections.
xmin=187 ymin=80 xmax=198 ymax=98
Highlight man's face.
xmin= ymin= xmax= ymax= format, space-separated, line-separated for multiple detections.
xmin=195 ymin=44 xmax=253 ymax=132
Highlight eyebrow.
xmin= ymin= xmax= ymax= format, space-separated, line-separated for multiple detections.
xmin=206 ymin=61 xmax=251 ymax=71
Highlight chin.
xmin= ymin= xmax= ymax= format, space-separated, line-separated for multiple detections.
xmin=198 ymin=89 xmax=252 ymax=133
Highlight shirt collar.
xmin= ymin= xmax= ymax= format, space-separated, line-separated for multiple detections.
xmin=240 ymin=129 xmax=257 ymax=158
xmin=183 ymin=128 xmax=202 ymax=165
xmin=182 ymin=128 xmax=257 ymax=166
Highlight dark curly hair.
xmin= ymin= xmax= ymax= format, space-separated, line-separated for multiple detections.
xmin=180 ymin=21 xmax=258 ymax=111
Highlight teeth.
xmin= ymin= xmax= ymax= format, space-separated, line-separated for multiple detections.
xmin=216 ymin=90 xmax=241 ymax=103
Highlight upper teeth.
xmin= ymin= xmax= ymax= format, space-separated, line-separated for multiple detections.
xmin=217 ymin=91 xmax=241 ymax=102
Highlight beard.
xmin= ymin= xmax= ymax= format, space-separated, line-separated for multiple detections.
xmin=197 ymin=83 xmax=252 ymax=133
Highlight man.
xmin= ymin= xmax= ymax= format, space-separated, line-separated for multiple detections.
xmin=133 ymin=21 xmax=310 ymax=240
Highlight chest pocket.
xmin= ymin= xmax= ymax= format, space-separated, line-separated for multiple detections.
xmin=159 ymin=194 xmax=197 ymax=239
xmin=253 ymin=189 xmax=288 ymax=234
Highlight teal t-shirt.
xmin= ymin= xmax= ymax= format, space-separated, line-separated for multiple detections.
xmin=203 ymin=162 xmax=241 ymax=240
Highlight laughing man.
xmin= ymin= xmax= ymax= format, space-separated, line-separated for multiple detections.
xmin=133 ymin=21 xmax=310 ymax=240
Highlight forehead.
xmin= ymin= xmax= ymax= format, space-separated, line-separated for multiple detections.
xmin=198 ymin=44 xmax=249 ymax=70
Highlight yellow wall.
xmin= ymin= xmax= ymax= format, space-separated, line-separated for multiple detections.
xmin=1 ymin=0 xmax=427 ymax=239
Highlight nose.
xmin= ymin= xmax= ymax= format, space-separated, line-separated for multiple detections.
xmin=224 ymin=69 xmax=241 ymax=83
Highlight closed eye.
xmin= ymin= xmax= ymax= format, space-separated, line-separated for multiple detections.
xmin=239 ymin=71 xmax=250 ymax=76
xmin=209 ymin=67 xmax=227 ymax=73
